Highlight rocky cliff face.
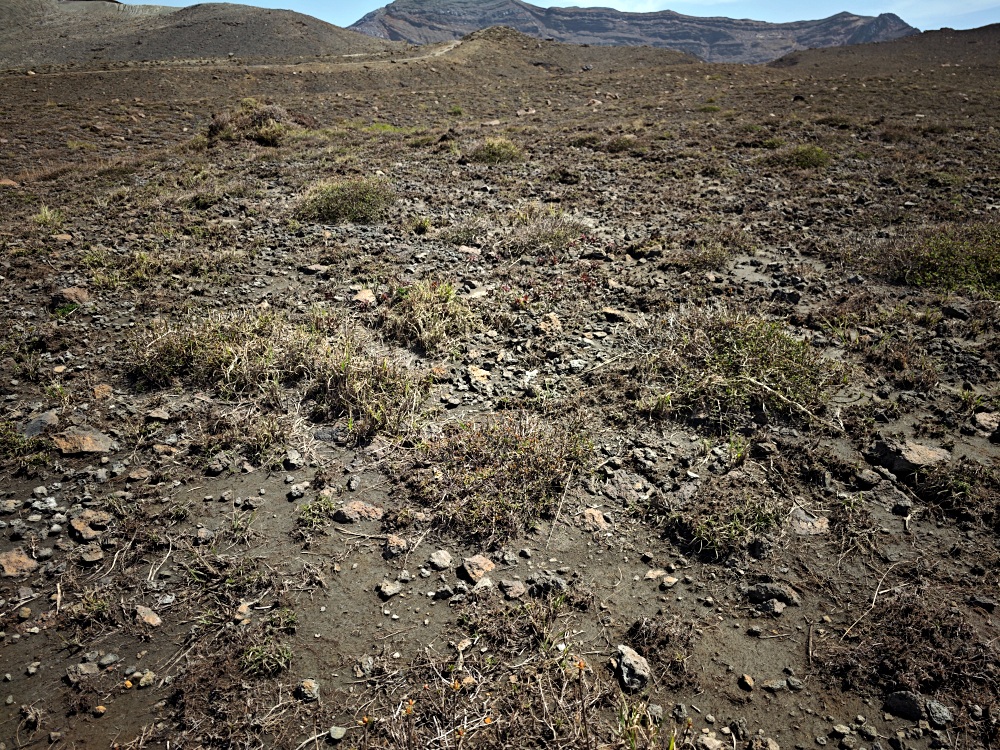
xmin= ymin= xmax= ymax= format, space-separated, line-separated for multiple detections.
xmin=350 ymin=0 xmax=919 ymax=63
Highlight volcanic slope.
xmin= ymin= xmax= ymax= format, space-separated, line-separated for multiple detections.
xmin=0 ymin=0 xmax=396 ymax=69
xmin=350 ymin=0 xmax=918 ymax=63
xmin=1 ymin=21 xmax=999 ymax=750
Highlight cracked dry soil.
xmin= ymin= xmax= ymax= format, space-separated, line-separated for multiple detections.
xmin=1 ymin=24 xmax=999 ymax=750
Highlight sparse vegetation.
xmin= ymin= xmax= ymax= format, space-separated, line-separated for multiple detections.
xmin=31 ymin=205 xmax=64 ymax=229
xmin=207 ymin=98 xmax=300 ymax=146
xmin=406 ymin=415 xmax=591 ymax=544
xmin=636 ymin=306 xmax=843 ymax=429
xmin=776 ymin=144 xmax=833 ymax=169
xmin=296 ymin=176 xmax=396 ymax=224
xmin=467 ymin=137 xmax=524 ymax=164
xmin=883 ymin=221 xmax=1000 ymax=296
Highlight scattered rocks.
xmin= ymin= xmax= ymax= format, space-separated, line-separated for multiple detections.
xmin=616 ymin=644 xmax=651 ymax=692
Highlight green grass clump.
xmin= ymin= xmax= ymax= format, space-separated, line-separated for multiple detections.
xmin=408 ymin=415 xmax=591 ymax=545
xmin=468 ymin=137 xmax=524 ymax=164
xmin=507 ymin=202 xmax=585 ymax=254
xmin=380 ymin=279 xmax=475 ymax=354
xmin=297 ymin=177 xmax=396 ymax=224
xmin=779 ymin=144 xmax=833 ymax=169
xmin=638 ymin=307 xmax=842 ymax=429
xmin=884 ymin=222 xmax=1000 ymax=296
xmin=0 ymin=420 xmax=50 ymax=463
xmin=32 ymin=205 xmax=64 ymax=229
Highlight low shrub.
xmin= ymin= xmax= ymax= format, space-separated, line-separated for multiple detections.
xmin=296 ymin=177 xmax=396 ymax=224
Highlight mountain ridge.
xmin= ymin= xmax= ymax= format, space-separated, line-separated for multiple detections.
xmin=349 ymin=0 xmax=919 ymax=63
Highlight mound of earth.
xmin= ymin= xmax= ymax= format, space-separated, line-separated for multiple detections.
xmin=0 ymin=0 xmax=395 ymax=69
xmin=350 ymin=0 xmax=918 ymax=63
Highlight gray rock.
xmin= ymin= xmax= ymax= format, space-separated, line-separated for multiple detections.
xmin=296 ymin=678 xmax=320 ymax=701
xmin=378 ymin=580 xmax=403 ymax=599
xmin=873 ymin=438 xmax=949 ymax=475
xmin=884 ymin=690 xmax=923 ymax=721
xmin=616 ymin=644 xmax=651 ymax=692
xmin=527 ymin=570 xmax=568 ymax=597
xmin=428 ymin=550 xmax=452 ymax=570
xmin=925 ymin=700 xmax=952 ymax=727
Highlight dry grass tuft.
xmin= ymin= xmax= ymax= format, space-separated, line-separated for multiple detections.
xmin=379 ymin=279 xmax=475 ymax=354
xmin=634 ymin=305 xmax=843 ymax=430
xmin=296 ymin=176 xmax=396 ymax=225
xmin=404 ymin=414 xmax=591 ymax=545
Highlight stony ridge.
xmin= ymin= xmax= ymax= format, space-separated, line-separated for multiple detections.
xmin=350 ymin=0 xmax=919 ymax=63
xmin=0 ymin=0 xmax=394 ymax=69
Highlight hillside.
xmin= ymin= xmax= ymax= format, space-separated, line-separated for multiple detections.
xmin=0 ymin=0 xmax=395 ymax=69
xmin=350 ymin=0 xmax=918 ymax=63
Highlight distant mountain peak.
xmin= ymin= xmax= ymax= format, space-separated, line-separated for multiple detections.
xmin=350 ymin=0 xmax=919 ymax=63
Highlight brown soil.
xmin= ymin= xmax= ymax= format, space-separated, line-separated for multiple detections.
xmin=1 ymin=23 xmax=998 ymax=750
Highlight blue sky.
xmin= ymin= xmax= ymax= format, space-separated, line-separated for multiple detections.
xmin=123 ymin=1 xmax=1000 ymax=32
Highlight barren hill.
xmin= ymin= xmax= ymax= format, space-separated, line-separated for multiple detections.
xmin=0 ymin=0 xmax=395 ymax=69
xmin=771 ymin=22 xmax=1000 ymax=73
xmin=350 ymin=0 xmax=918 ymax=63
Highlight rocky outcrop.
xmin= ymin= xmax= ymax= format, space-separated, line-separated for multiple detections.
xmin=350 ymin=0 xmax=918 ymax=63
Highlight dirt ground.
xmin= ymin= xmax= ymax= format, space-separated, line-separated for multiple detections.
xmin=1 ymin=24 xmax=998 ymax=750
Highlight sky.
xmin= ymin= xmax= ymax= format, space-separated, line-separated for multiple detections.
xmin=121 ymin=0 xmax=1000 ymax=33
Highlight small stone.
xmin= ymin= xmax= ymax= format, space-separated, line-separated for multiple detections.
xmin=138 ymin=669 xmax=156 ymax=688
xmin=384 ymin=534 xmax=408 ymax=557
xmin=746 ymin=582 xmax=801 ymax=607
xmin=874 ymin=439 xmax=950 ymax=474
xmin=500 ymin=580 xmax=527 ymax=600
xmin=831 ymin=725 xmax=852 ymax=738
xmin=762 ymin=679 xmax=787 ymax=692
xmin=925 ymin=700 xmax=952 ymax=727
xmin=135 ymin=605 xmax=162 ymax=628
xmin=93 ymin=705 xmax=107 ymax=717
xmin=616 ymin=644 xmax=651 ymax=692
xmin=18 ymin=607 xmax=31 ymax=621
xmin=378 ymin=580 xmax=403 ymax=599
xmin=79 ymin=544 xmax=104 ymax=564
xmin=69 ymin=510 xmax=112 ymax=542
xmin=296 ymin=678 xmax=320 ymax=701
xmin=581 ymin=507 xmax=610 ymax=531
xmin=334 ymin=501 xmax=384 ymax=523
xmin=329 ymin=726 xmax=348 ymax=741
xmin=146 ymin=409 xmax=170 ymax=421
xmin=428 ymin=550 xmax=452 ymax=570
xmin=461 ymin=554 xmax=495 ymax=583
xmin=353 ymin=288 xmax=377 ymax=306
xmin=659 ymin=576 xmax=679 ymax=589
xmin=98 ymin=654 xmax=119 ymax=667
xmin=738 ymin=673 xmax=755 ymax=691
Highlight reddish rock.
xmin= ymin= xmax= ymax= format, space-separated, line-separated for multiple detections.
xmin=0 ymin=548 xmax=38 ymax=578
xmin=461 ymin=554 xmax=495 ymax=583
xmin=334 ymin=500 xmax=384 ymax=523
xmin=53 ymin=426 xmax=113 ymax=454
